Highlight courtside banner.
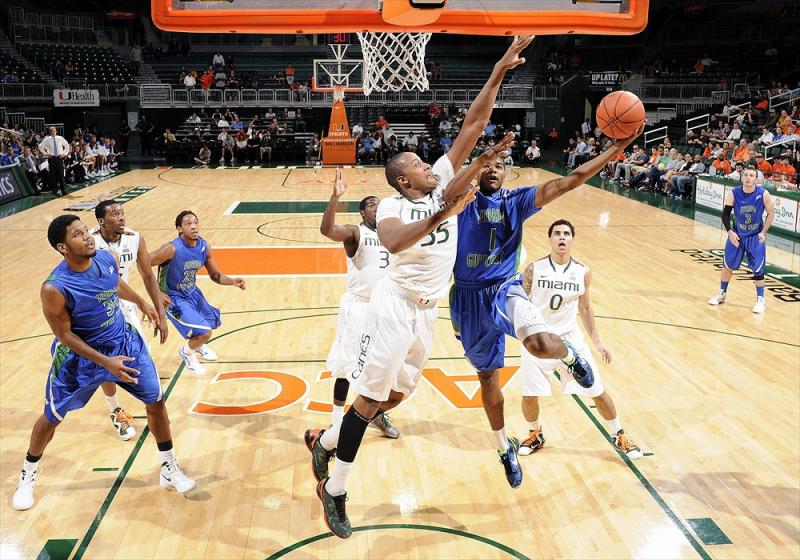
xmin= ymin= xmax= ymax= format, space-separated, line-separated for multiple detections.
xmin=0 ymin=165 xmax=24 ymax=204
xmin=53 ymin=89 xmax=100 ymax=107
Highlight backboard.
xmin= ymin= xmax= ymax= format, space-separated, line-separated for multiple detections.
xmin=152 ymin=0 xmax=649 ymax=36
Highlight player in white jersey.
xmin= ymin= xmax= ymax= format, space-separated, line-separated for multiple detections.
xmin=311 ymin=168 xmax=399 ymax=440
xmin=91 ymin=200 xmax=169 ymax=440
xmin=518 ymin=220 xmax=642 ymax=459
xmin=306 ymin=35 xmax=534 ymax=539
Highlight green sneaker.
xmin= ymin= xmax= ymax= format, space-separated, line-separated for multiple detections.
xmin=304 ymin=428 xmax=335 ymax=481
xmin=370 ymin=412 xmax=400 ymax=439
xmin=316 ymin=478 xmax=352 ymax=539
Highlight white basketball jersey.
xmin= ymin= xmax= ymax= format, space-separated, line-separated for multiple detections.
xmin=529 ymin=256 xmax=586 ymax=336
xmin=346 ymin=224 xmax=388 ymax=299
xmin=376 ymin=155 xmax=457 ymax=302
xmin=91 ymin=227 xmax=140 ymax=282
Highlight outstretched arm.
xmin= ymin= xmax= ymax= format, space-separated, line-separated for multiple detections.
xmin=447 ymin=35 xmax=534 ymax=169
xmin=535 ymin=126 xmax=643 ymax=208
xmin=443 ymin=132 xmax=515 ymax=204
xmin=135 ymin=236 xmax=169 ymax=344
xmin=205 ymin=245 xmax=246 ymax=290
xmin=320 ymin=168 xmax=360 ymax=255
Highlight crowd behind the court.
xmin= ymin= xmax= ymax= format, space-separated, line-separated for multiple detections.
xmin=562 ymin=96 xmax=800 ymax=198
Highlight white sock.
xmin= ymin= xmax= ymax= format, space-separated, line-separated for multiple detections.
xmin=325 ymin=459 xmax=353 ymax=496
xmin=158 ymin=448 xmax=177 ymax=465
xmin=23 ymin=459 xmax=39 ymax=473
xmin=320 ymin=422 xmax=340 ymax=451
xmin=562 ymin=345 xmax=576 ymax=365
xmin=607 ymin=417 xmax=622 ymax=434
xmin=105 ymin=393 xmax=120 ymax=413
xmin=528 ymin=420 xmax=542 ymax=432
xmin=331 ymin=405 xmax=345 ymax=428
xmin=493 ymin=427 xmax=508 ymax=451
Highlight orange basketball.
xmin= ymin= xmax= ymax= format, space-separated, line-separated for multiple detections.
xmin=596 ymin=91 xmax=645 ymax=139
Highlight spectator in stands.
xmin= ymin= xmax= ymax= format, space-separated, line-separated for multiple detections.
xmin=65 ymin=144 xmax=84 ymax=184
xmin=567 ymin=137 xmax=591 ymax=168
xmin=416 ymin=133 xmax=430 ymax=162
xmin=306 ymin=134 xmax=320 ymax=166
xmin=727 ymin=123 xmax=742 ymax=142
xmin=136 ymin=116 xmax=155 ymax=156
xmin=163 ymin=128 xmax=177 ymax=146
xmin=130 ymin=45 xmax=142 ymax=75
xmin=234 ymin=132 xmax=248 ymax=162
xmin=247 ymin=132 xmax=261 ymax=165
xmin=214 ymin=69 xmax=227 ymax=90
xmin=733 ymin=139 xmax=750 ymax=163
xmin=21 ymin=147 xmax=44 ymax=194
xmin=38 ymin=127 xmax=69 ymax=196
xmin=372 ymin=132 xmax=384 ymax=163
xmin=230 ymin=116 xmax=244 ymax=131
xmin=668 ymin=154 xmax=706 ymax=198
xmin=726 ymin=163 xmax=745 ymax=182
xmin=201 ymin=68 xmax=213 ymax=89
xmin=260 ymin=131 xmax=273 ymax=164
xmin=758 ymin=127 xmax=774 ymax=145
xmin=580 ymin=119 xmax=591 ymax=136
xmin=228 ymin=70 xmax=240 ymax=89
xmin=547 ymin=127 xmax=559 ymax=148
xmin=778 ymin=110 xmax=791 ymax=131
xmin=659 ymin=153 xmax=690 ymax=193
xmin=562 ymin=137 xmax=577 ymax=167
xmin=213 ymin=52 xmax=225 ymax=70
xmin=265 ymin=108 xmax=276 ymax=119
xmin=375 ymin=115 xmax=389 ymax=129
xmin=524 ymin=141 xmax=541 ymax=166
xmin=438 ymin=119 xmax=452 ymax=136
xmin=612 ymin=146 xmax=647 ymax=183
xmin=710 ymin=154 xmax=732 ymax=177
xmin=358 ymin=132 xmax=375 ymax=164
xmin=352 ymin=122 xmax=364 ymax=137
xmin=184 ymin=72 xmax=196 ymax=92
xmin=187 ymin=113 xmax=201 ymax=125
xmin=484 ymin=121 xmax=497 ymax=138
xmin=107 ymin=139 xmax=123 ymax=170
xmin=403 ymin=131 xmax=418 ymax=152
xmin=217 ymin=114 xmax=230 ymax=129
xmin=218 ymin=130 xmax=235 ymax=165
xmin=295 ymin=109 xmax=306 ymax=132
xmin=432 ymin=62 xmax=442 ymax=81
xmin=755 ymin=154 xmax=772 ymax=178
xmin=285 ymin=65 xmax=295 ymax=85
xmin=427 ymin=103 xmax=442 ymax=125
xmin=439 ymin=133 xmax=452 ymax=154
xmin=774 ymin=157 xmax=797 ymax=180
xmin=65 ymin=60 xmax=75 ymax=76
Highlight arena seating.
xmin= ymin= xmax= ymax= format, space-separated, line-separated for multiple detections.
xmin=18 ymin=44 xmax=132 ymax=84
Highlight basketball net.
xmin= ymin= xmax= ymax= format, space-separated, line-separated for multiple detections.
xmin=332 ymin=83 xmax=348 ymax=102
xmin=356 ymin=32 xmax=432 ymax=95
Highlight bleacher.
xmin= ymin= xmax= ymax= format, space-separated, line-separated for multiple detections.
xmin=18 ymin=44 xmax=132 ymax=84
xmin=0 ymin=52 xmax=44 ymax=83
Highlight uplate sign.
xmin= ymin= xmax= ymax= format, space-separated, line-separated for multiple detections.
xmin=53 ymin=89 xmax=100 ymax=107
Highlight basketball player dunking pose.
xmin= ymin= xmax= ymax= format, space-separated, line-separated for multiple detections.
xmin=149 ymin=211 xmax=246 ymax=375
xmin=708 ymin=168 xmax=774 ymax=313
xmin=12 ymin=216 xmax=195 ymax=511
xmin=305 ymin=35 xmax=535 ymax=538
xmin=518 ymin=219 xmax=642 ymax=459
xmin=450 ymin=124 xmax=642 ymax=488
xmin=315 ymin=168 xmax=399 ymax=439
xmin=91 ymin=200 xmax=168 ymax=440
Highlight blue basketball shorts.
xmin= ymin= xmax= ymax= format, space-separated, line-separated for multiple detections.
xmin=723 ymin=234 xmax=766 ymax=276
xmin=164 ymin=288 xmax=221 ymax=339
xmin=44 ymin=326 xmax=162 ymax=423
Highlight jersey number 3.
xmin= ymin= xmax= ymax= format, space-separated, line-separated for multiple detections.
xmin=421 ymin=223 xmax=449 ymax=247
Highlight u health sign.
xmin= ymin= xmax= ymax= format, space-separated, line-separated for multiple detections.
xmin=53 ymin=89 xmax=100 ymax=107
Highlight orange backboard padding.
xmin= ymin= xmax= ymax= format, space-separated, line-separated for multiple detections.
xmin=151 ymin=0 xmax=649 ymax=36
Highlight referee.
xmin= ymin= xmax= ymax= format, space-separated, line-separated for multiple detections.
xmin=38 ymin=127 xmax=70 ymax=196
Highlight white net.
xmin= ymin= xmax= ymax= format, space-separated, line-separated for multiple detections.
xmin=356 ymin=32 xmax=432 ymax=96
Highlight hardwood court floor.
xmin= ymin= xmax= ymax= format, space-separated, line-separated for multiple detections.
xmin=1 ymin=166 xmax=798 ymax=560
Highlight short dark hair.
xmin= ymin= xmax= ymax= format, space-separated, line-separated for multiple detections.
xmin=385 ymin=153 xmax=410 ymax=190
xmin=548 ymin=219 xmax=575 ymax=237
xmin=94 ymin=199 xmax=118 ymax=221
xmin=48 ymin=214 xmax=80 ymax=250
xmin=359 ymin=196 xmax=378 ymax=212
xmin=175 ymin=210 xmax=198 ymax=228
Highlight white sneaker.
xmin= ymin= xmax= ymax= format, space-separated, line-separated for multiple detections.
xmin=708 ymin=292 xmax=727 ymax=305
xmin=159 ymin=461 xmax=196 ymax=494
xmin=196 ymin=344 xmax=218 ymax=361
xmin=178 ymin=345 xmax=206 ymax=376
xmin=752 ymin=298 xmax=766 ymax=314
xmin=12 ymin=467 xmax=38 ymax=510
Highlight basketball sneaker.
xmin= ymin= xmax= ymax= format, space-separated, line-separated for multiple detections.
xmin=179 ymin=345 xmax=206 ymax=376
xmin=498 ymin=437 xmax=523 ymax=489
xmin=612 ymin=429 xmax=643 ymax=460
xmin=518 ymin=429 xmax=546 ymax=456
xmin=563 ymin=341 xmax=595 ymax=389
xmin=708 ymin=291 xmax=727 ymax=305
xmin=305 ymin=428 xmax=336 ymax=481
xmin=752 ymin=297 xmax=766 ymax=314
xmin=12 ymin=465 xmax=38 ymax=510
xmin=316 ymin=478 xmax=352 ymax=539
xmin=110 ymin=407 xmax=136 ymax=441
xmin=196 ymin=344 xmax=218 ymax=361
xmin=370 ymin=412 xmax=400 ymax=439
xmin=159 ymin=460 xmax=196 ymax=494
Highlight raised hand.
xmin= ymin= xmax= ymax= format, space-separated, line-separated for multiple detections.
xmin=443 ymin=186 xmax=478 ymax=219
xmin=478 ymin=132 xmax=516 ymax=164
xmin=612 ymin=123 xmax=646 ymax=150
xmin=333 ymin=167 xmax=348 ymax=198
xmin=495 ymin=35 xmax=535 ymax=73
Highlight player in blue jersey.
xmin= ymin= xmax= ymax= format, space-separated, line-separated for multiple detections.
xmin=149 ymin=210 xmax=246 ymax=375
xmin=708 ymin=167 xmax=774 ymax=313
xmin=450 ymin=125 xmax=643 ymax=488
xmin=12 ymin=215 xmax=196 ymax=511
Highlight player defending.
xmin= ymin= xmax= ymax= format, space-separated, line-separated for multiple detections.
xmin=91 ymin=200 xmax=168 ymax=440
xmin=149 ymin=211 xmax=246 ymax=375
xmin=450 ymin=124 xmax=643 ymax=488
xmin=316 ymin=169 xmax=399 ymax=439
xmin=12 ymin=216 xmax=195 ymax=511
xmin=518 ymin=220 xmax=642 ymax=459
xmin=708 ymin=168 xmax=774 ymax=313
xmin=305 ymin=35 xmax=535 ymax=539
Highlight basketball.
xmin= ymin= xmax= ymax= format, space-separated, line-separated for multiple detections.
xmin=596 ymin=91 xmax=645 ymax=139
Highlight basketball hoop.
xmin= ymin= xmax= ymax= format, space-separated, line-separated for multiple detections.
xmin=332 ymin=84 xmax=348 ymax=103
xmin=356 ymin=32 xmax=432 ymax=95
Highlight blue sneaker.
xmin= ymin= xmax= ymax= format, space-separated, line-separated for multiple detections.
xmin=499 ymin=437 xmax=523 ymax=489
xmin=563 ymin=341 xmax=595 ymax=388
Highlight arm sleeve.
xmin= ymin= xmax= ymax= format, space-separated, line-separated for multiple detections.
xmin=722 ymin=204 xmax=733 ymax=231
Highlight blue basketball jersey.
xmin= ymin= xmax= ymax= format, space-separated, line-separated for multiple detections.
xmin=159 ymin=236 xmax=209 ymax=295
xmin=44 ymin=249 xmax=125 ymax=346
xmin=454 ymin=186 xmax=540 ymax=285
xmin=732 ymin=185 xmax=766 ymax=237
